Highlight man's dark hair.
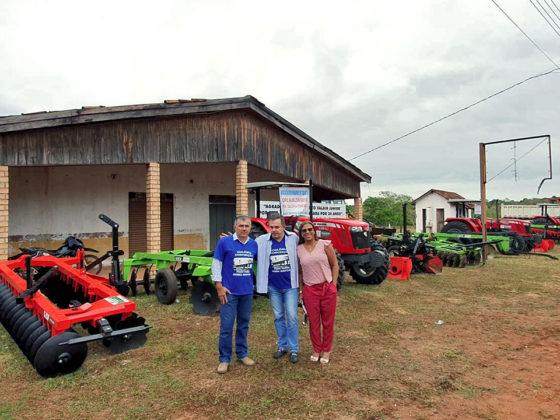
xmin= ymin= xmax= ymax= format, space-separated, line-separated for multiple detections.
xmin=267 ymin=212 xmax=285 ymax=227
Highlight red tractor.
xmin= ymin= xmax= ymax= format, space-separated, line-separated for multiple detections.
xmin=530 ymin=214 xmax=560 ymax=241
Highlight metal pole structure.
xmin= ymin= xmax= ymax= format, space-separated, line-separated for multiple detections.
xmin=479 ymin=142 xmax=488 ymax=264
xmin=309 ymin=179 xmax=314 ymax=222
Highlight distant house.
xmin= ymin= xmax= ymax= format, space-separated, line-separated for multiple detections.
xmin=412 ymin=189 xmax=474 ymax=233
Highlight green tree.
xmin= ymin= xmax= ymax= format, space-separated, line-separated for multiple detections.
xmin=363 ymin=191 xmax=414 ymax=228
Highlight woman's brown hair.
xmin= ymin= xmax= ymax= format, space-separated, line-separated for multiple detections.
xmin=298 ymin=221 xmax=317 ymax=244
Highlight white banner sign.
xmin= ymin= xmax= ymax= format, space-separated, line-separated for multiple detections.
xmin=279 ymin=187 xmax=310 ymax=216
xmin=258 ymin=201 xmax=347 ymax=219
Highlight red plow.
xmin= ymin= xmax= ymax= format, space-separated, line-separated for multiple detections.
xmin=0 ymin=215 xmax=150 ymax=377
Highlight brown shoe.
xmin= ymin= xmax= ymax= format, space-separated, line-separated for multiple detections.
xmin=217 ymin=362 xmax=229 ymax=374
xmin=238 ymin=357 xmax=255 ymax=366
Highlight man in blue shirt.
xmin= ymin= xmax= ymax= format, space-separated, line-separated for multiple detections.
xmin=212 ymin=215 xmax=258 ymax=374
xmin=255 ymin=213 xmax=300 ymax=363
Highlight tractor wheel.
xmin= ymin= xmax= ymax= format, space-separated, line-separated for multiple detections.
xmin=155 ymin=268 xmax=178 ymax=305
xmin=350 ymin=244 xmax=390 ymax=285
xmin=504 ymin=232 xmax=525 ymax=254
xmin=441 ymin=221 xmax=472 ymax=233
xmin=336 ymin=252 xmax=345 ymax=290
xmin=387 ymin=245 xmax=401 ymax=257
xmin=84 ymin=254 xmax=103 ymax=274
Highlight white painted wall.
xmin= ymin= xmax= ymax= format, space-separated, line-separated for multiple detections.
xmin=161 ymin=162 xmax=236 ymax=243
xmin=414 ymin=194 xmax=458 ymax=233
xmin=9 ymin=163 xmax=237 ymax=245
xmin=10 ymin=165 xmax=145 ymax=237
xmin=501 ymin=204 xmax=560 ymax=218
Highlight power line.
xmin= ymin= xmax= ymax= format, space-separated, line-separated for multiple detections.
xmin=551 ymin=0 xmax=560 ymax=14
xmin=542 ymin=0 xmax=560 ymax=26
xmin=349 ymin=68 xmax=559 ymax=161
xmin=487 ymin=138 xmax=547 ymax=182
xmin=491 ymin=0 xmax=560 ymax=68
xmin=530 ymin=0 xmax=560 ymax=38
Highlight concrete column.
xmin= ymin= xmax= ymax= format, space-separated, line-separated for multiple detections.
xmin=354 ymin=197 xmax=363 ymax=221
xmin=0 ymin=167 xmax=8 ymax=260
xmin=236 ymin=160 xmax=249 ymax=216
xmin=146 ymin=162 xmax=161 ymax=253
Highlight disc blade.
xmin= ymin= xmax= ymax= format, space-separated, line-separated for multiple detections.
xmin=191 ymin=281 xmax=219 ymax=317
xmin=108 ymin=314 xmax=148 ymax=354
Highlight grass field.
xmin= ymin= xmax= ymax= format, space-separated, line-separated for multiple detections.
xmin=1 ymin=248 xmax=559 ymax=419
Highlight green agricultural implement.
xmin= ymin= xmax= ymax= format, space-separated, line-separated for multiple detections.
xmin=430 ymin=232 xmax=512 ymax=255
xmin=381 ymin=233 xmax=479 ymax=268
xmin=380 ymin=232 xmax=511 ymax=267
xmin=122 ymin=249 xmax=220 ymax=316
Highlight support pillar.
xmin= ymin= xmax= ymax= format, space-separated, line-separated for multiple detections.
xmin=354 ymin=197 xmax=363 ymax=221
xmin=0 ymin=167 xmax=8 ymax=260
xmin=146 ymin=162 xmax=161 ymax=253
xmin=236 ymin=160 xmax=249 ymax=216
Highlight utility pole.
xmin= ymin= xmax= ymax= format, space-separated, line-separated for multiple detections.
xmin=479 ymin=143 xmax=488 ymax=264
xmin=479 ymin=134 xmax=551 ymax=265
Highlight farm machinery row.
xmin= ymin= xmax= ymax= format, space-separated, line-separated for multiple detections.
xmin=440 ymin=216 xmax=556 ymax=253
xmin=0 ymin=215 xmax=150 ymax=377
xmin=372 ymin=203 xmax=558 ymax=277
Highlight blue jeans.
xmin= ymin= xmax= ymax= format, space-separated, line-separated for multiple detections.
xmin=219 ymin=293 xmax=253 ymax=363
xmin=268 ymin=285 xmax=299 ymax=353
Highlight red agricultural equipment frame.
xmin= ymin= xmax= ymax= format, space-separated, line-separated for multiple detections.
xmin=0 ymin=214 xmax=150 ymax=377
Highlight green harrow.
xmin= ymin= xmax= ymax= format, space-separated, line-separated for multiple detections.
xmin=123 ymin=249 xmax=220 ymax=316
xmin=380 ymin=232 xmax=511 ymax=268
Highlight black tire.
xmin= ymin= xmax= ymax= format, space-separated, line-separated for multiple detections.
xmin=387 ymin=245 xmax=401 ymax=257
xmin=503 ymin=232 xmax=525 ymax=254
xmin=441 ymin=221 xmax=472 ymax=233
xmin=335 ymin=252 xmax=345 ymax=290
xmin=350 ymin=243 xmax=390 ymax=285
xmin=155 ymin=268 xmax=178 ymax=305
xmin=84 ymin=254 xmax=102 ymax=274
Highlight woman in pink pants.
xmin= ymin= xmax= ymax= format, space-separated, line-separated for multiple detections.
xmin=297 ymin=221 xmax=339 ymax=364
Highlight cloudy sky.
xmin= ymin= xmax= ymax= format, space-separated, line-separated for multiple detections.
xmin=2 ymin=0 xmax=559 ymax=201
